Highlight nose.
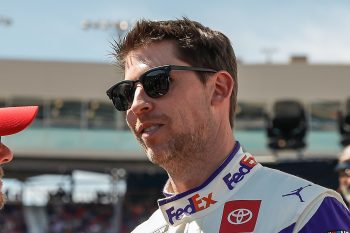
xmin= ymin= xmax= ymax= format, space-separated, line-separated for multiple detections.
xmin=129 ymin=86 xmax=153 ymax=115
xmin=0 ymin=143 xmax=13 ymax=165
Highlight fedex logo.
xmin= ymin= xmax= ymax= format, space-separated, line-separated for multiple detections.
xmin=223 ymin=155 xmax=257 ymax=190
xmin=166 ymin=192 xmax=217 ymax=225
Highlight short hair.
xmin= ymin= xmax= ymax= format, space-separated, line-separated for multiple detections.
xmin=112 ymin=17 xmax=238 ymax=128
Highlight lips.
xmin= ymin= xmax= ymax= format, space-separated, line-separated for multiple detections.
xmin=133 ymin=114 xmax=170 ymax=139
xmin=137 ymin=123 xmax=164 ymax=137
xmin=143 ymin=125 xmax=161 ymax=133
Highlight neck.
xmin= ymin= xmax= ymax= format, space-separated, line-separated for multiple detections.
xmin=163 ymin=135 xmax=236 ymax=194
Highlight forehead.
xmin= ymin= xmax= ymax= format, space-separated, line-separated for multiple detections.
xmin=124 ymin=41 xmax=185 ymax=81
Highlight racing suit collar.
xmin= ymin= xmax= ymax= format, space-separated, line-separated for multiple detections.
xmin=162 ymin=141 xmax=241 ymax=198
xmin=158 ymin=141 xmax=261 ymax=226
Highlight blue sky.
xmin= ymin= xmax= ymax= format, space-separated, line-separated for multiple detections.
xmin=1 ymin=0 xmax=350 ymax=64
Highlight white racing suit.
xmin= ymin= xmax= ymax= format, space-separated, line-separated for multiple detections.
xmin=132 ymin=142 xmax=350 ymax=233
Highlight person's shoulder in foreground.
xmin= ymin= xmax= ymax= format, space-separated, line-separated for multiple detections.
xmin=106 ymin=17 xmax=350 ymax=232
xmin=0 ymin=106 xmax=38 ymax=209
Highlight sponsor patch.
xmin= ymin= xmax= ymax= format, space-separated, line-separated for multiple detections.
xmin=282 ymin=184 xmax=312 ymax=202
xmin=165 ymin=192 xmax=217 ymax=225
xmin=223 ymin=155 xmax=257 ymax=190
xmin=219 ymin=200 xmax=261 ymax=233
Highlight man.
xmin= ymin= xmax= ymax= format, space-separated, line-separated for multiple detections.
xmin=106 ymin=18 xmax=350 ymax=232
xmin=0 ymin=106 xmax=38 ymax=209
xmin=335 ymin=145 xmax=350 ymax=207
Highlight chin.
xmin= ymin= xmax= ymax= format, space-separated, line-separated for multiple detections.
xmin=146 ymin=151 xmax=165 ymax=165
xmin=146 ymin=147 xmax=173 ymax=166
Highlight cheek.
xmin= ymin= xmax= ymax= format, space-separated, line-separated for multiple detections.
xmin=126 ymin=112 xmax=136 ymax=129
xmin=174 ymin=101 xmax=209 ymax=130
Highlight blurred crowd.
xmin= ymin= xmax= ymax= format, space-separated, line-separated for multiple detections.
xmin=0 ymin=204 xmax=27 ymax=233
xmin=0 ymin=189 xmax=158 ymax=233
xmin=1 ymin=147 xmax=350 ymax=233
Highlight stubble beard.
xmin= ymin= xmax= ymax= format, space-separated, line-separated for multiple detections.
xmin=136 ymin=116 xmax=214 ymax=173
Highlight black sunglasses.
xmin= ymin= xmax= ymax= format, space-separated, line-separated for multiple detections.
xmin=106 ymin=65 xmax=217 ymax=111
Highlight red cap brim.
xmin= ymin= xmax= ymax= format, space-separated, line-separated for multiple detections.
xmin=0 ymin=106 xmax=39 ymax=136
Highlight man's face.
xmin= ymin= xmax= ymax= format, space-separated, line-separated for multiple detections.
xmin=124 ymin=41 xmax=217 ymax=168
xmin=0 ymin=167 xmax=5 ymax=209
xmin=339 ymin=168 xmax=350 ymax=203
xmin=0 ymin=142 xmax=13 ymax=209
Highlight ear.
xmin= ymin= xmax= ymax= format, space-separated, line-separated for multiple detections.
xmin=210 ymin=71 xmax=234 ymax=106
xmin=0 ymin=143 xmax=13 ymax=164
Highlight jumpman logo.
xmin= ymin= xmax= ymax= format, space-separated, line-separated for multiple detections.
xmin=282 ymin=184 xmax=312 ymax=202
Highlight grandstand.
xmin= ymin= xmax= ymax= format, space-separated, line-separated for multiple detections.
xmin=0 ymin=57 xmax=349 ymax=232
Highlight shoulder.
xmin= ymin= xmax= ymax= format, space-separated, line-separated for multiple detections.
xmin=295 ymin=194 xmax=350 ymax=232
xmin=131 ymin=209 xmax=168 ymax=233
xmin=258 ymin=166 xmax=341 ymax=204
xmin=246 ymin=166 xmax=349 ymax=230
xmin=253 ymin=166 xmax=328 ymax=195
xmin=260 ymin=167 xmax=350 ymax=231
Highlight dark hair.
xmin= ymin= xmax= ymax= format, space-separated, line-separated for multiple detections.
xmin=112 ymin=17 xmax=238 ymax=128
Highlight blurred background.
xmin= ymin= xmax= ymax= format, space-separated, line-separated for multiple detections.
xmin=1 ymin=0 xmax=350 ymax=232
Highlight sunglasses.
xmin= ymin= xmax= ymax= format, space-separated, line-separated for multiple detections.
xmin=106 ymin=65 xmax=217 ymax=111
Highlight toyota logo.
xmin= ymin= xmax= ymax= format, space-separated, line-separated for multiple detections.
xmin=227 ymin=208 xmax=253 ymax=225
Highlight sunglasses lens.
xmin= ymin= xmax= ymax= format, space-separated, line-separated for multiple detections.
xmin=143 ymin=70 xmax=169 ymax=98
xmin=107 ymin=67 xmax=172 ymax=111
xmin=111 ymin=82 xmax=134 ymax=111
